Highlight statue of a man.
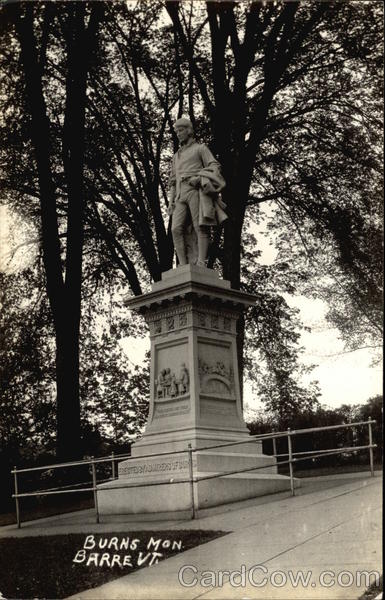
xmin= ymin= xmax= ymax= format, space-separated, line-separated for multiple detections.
xmin=168 ymin=118 xmax=227 ymax=267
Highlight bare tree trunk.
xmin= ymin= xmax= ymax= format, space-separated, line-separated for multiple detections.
xmin=56 ymin=325 xmax=81 ymax=459
xmin=13 ymin=2 xmax=103 ymax=461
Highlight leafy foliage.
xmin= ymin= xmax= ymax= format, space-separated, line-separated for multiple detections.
xmin=247 ymin=395 xmax=383 ymax=467
xmin=0 ymin=254 xmax=149 ymax=509
xmin=0 ymin=1 xmax=382 ymax=464
xmin=241 ymin=232 xmax=321 ymax=421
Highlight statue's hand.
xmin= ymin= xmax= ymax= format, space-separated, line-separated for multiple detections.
xmin=167 ymin=202 xmax=175 ymax=216
xmin=188 ymin=176 xmax=200 ymax=189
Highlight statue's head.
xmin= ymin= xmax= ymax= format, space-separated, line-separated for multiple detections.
xmin=174 ymin=117 xmax=194 ymax=145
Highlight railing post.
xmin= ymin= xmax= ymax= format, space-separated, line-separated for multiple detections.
xmin=111 ymin=451 xmax=116 ymax=480
xmin=368 ymin=418 xmax=374 ymax=477
xmin=287 ymin=429 xmax=295 ymax=497
xmin=91 ymin=458 xmax=100 ymax=523
xmin=272 ymin=432 xmax=277 ymax=458
xmin=188 ymin=444 xmax=195 ymax=520
xmin=13 ymin=467 xmax=21 ymax=529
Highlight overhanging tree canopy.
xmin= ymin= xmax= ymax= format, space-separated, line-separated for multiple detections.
xmin=0 ymin=0 xmax=382 ymax=457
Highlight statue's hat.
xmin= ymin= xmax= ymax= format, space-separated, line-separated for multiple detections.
xmin=174 ymin=117 xmax=193 ymax=129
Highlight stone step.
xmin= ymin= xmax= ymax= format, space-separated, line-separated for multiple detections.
xmin=117 ymin=450 xmax=277 ymax=480
xmin=195 ymin=451 xmax=277 ymax=475
xmin=131 ymin=435 xmax=263 ymax=457
xmin=97 ymin=471 xmax=299 ymax=515
xmin=195 ymin=471 xmax=299 ymax=509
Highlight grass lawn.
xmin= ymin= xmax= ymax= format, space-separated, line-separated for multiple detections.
xmin=0 ymin=529 xmax=227 ymax=599
xmin=0 ymin=497 xmax=94 ymax=527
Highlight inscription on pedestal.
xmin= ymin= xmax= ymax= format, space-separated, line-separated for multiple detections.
xmin=119 ymin=458 xmax=189 ymax=476
xmin=153 ymin=402 xmax=190 ymax=419
xmin=201 ymin=398 xmax=237 ymax=417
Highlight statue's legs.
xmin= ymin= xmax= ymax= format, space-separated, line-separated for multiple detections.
xmin=188 ymin=195 xmax=210 ymax=266
xmin=197 ymin=228 xmax=210 ymax=266
xmin=171 ymin=201 xmax=189 ymax=265
xmin=172 ymin=192 xmax=210 ymax=267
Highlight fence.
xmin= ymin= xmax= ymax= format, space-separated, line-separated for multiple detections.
xmin=11 ymin=419 xmax=377 ymax=528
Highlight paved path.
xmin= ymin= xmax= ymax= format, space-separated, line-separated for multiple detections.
xmin=1 ymin=472 xmax=381 ymax=599
xmin=58 ymin=473 xmax=381 ymax=600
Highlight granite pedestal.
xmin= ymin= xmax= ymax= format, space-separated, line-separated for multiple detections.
xmin=97 ymin=265 xmax=298 ymax=516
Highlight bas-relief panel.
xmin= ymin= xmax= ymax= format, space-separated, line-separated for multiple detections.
xmin=198 ymin=339 xmax=235 ymax=397
xmin=154 ymin=340 xmax=188 ymax=391
xmin=151 ymin=340 xmax=191 ymax=420
xmin=155 ymin=363 xmax=189 ymax=400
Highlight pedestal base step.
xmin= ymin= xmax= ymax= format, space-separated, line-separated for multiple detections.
xmin=117 ymin=450 xmax=277 ymax=480
xmin=97 ymin=471 xmax=299 ymax=516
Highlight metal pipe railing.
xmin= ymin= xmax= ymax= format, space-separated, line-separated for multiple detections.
xmin=11 ymin=419 xmax=378 ymax=526
xmin=10 ymin=446 xmax=193 ymax=475
xmin=274 ymin=445 xmax=371 ymax=458
xmin=187 ymin=443 xmax=196 ymax=519
xmin=190 ymin=420 xmax=377 ymax=453
xmin=91 ymin=458 xmax=99 ymax=524
xmin=191 ymin=444 xmax=377 ymax=486
xmin=368 ymin=417 xmax=375 ymax=477
xmin=13 ymin=466 xmax=20 ymax=529
xmin=111 ymin=451 xmax=116 ymax=480
xmin=287 ymin=429 xmax=295 ymax=496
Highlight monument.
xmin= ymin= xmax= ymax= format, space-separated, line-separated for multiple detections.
xmin=97 ymin=119 xmax=298 ymax=517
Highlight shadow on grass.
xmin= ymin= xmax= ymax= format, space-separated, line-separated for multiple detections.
xmin=0 ymin=496 xmax=94 ymax=527
xmin=0 ymin=529 xmax=228 ymax=599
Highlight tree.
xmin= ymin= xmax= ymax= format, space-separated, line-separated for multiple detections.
xmin=240 ymin=232 xmax=321 ymax=421
xmin=0 ymin=268 xmax=56 ymax=459
xmin=0 ymin=1 xmax=382 ymax=452
xmin=166 ymin=0 xmax=382 ymax=349
xmin=0 ymin=254 xmax=149 ymax=472
xmin=247 ymin=396 xmax=383 ymax=471
xmin=81 ymin=0 xmax=382 ymax=388
xmin=7 ymin=1 xmax=104 ymax=459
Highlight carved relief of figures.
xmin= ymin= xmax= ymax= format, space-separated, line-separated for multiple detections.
xmin=164 ymin=368 xmax=172 ymax=392
xmin=156 ymin=370 xmax=166 ymax=398
xmin=155 ymin=364 xmax=190 ymax=399
xmin=198 ymin=358 xmax=234 ymax=395
xmin=198 ymin=358 xmax=233 ymax=382
xmin=170 ymin=374 xmax=178 ymax=397
xmin=178 ymin=363 xmax=190 ymax=394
